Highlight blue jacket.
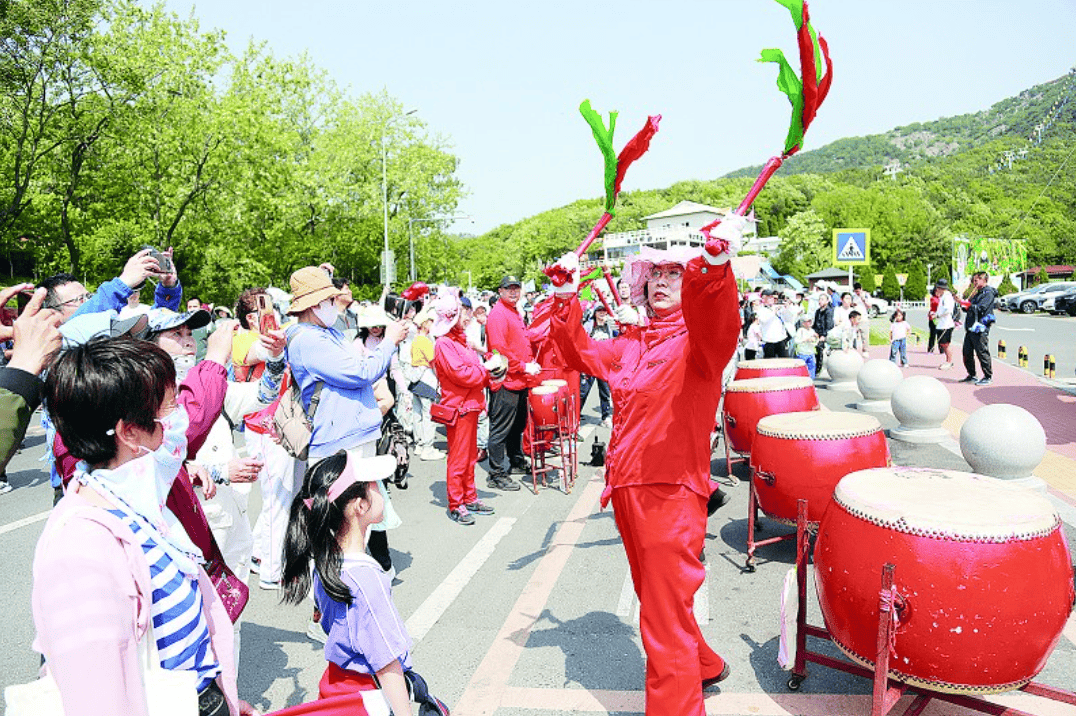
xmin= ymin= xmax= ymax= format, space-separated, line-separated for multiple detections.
xmin=286 ymin=322 xmax=394 ymax=459
xmin=72 ymin=277 xmax=182 ymax=320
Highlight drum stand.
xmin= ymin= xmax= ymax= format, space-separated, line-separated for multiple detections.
xmin=787 ymin=500 xmax=1076 ymax=716
xmin=720 ymin=410 xmax=750 ymax=477
xmin=525 ymin=394 xmax=578 ymax=495
xmin=743 ymin=475 xmax=796 ymax=572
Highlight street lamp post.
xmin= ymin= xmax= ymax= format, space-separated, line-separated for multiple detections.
xmin=381 ymin=109 xmax=417 ymax=286
xmin=407 ymin=215 xmax=471 ymax=282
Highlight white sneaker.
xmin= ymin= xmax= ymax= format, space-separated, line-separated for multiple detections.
xmin=419 ymin=448 xmax=445 ymax=460
xmin=0 ymin=480 xmax=11 ymax=495
xmin=258 ymin=578 xmax=280 ymax=590
xmin=306 ymin=617 xmax=328 ymax=644
xmin=939 ymin=362 xmax=953 ymax=370
xmin=602 ymin=417 xmax=612 ymax=429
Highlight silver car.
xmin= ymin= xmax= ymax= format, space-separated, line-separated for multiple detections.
xmin=1004 ymin=282 xmax=1076 ymax=314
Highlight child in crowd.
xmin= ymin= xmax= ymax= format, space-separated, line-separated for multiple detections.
xmin=889 ymin=308 xmax=910 ymax=367
xmin=743 ymin=313 xmax=762 ymax=360
xmin=793 ymin=316 xmax=819 ymax=379
xmin=281 ymin=451 xmax=447 ymax=715
xmin=840 ymin=310 xmax=868 ymax=356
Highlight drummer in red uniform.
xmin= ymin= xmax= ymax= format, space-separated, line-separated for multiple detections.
xmin=430 ymin=289 xmax=508 ymax=525
xmin=546 ymin=215 xmax=747 ymax=716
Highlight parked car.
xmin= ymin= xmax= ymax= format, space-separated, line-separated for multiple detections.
xmin=865 ymin=295 xmax=889 ymax=318
xmin=1002 ymin=282 xmax=1076 ymax=314
xmin=1053 ymin=290 xmax=1076 ymax=317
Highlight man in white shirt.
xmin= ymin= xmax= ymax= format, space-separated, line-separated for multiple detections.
xmin=932 ymin=279 xmax=956 ymax=369
xmin=757 ymin=290 xmax=790 ymax=357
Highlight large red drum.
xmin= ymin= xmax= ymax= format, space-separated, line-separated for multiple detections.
xmin=750 ymin=412 xmax=889 ymax=525
xmin=734 ymin=357 xmax=810 ymax=381
xmin=815 ymin=467 xmax=1076 ymax=694
xmin=723 ymin=376 xmax=818 ymax=455
xmin=528 ymin=385 xmax=563 ymax=428
xmin=541 ymin=379 xmax=576 ymax=431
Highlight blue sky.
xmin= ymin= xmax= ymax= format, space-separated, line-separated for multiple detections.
xmin=163 ymin=0 xmax=1076 ymax=235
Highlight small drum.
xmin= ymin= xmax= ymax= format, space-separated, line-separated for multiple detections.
xmin=723 ymin=376 xmax=818 ymax=455
xmin=529 ymin=385 xmax=563 ymax=428
xmin=815 ymin=467 xmax=1076 ymax=694
xmin=751 ymin=412 xmax=889 ymax=525
xmin=735 ymin=357 xmax=810 ymax=381
xmin=541 ymin=378 xmax=576 ymax=430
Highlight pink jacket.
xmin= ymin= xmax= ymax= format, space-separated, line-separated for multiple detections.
xmin=31 ymin=489 xmax=240 ymax=716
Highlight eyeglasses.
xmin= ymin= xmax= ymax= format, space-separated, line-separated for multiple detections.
xmin=646 ymin=266 xmax=684 ymax=282
xmin=46 ymin=292 xmax=93 ymax=310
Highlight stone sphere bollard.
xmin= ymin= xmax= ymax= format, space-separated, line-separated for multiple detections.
xmin=960 ymin=404 xmax=1047 ymax=492
xmin=825 ymin=349 xmax=864 ymax=392
xmin=856 ymin=359 xmax=904 ymax=412
xmin=890 ymin=375 xmax=951 ymax=444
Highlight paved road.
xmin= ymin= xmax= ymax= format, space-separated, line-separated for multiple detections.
xmin=903 ymin=306 xmax=1076 ymax=381
xmin=2 ymin=385 xmax=1074 ymax=715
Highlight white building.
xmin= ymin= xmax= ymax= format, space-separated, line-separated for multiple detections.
xmin=581 ymin=200 xmax=758 ymax=269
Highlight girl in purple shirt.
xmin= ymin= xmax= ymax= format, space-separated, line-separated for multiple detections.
xmin=281 ymin=451 xmax=447 ymax=715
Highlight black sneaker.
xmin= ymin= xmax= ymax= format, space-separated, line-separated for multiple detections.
xmin=486 ymin=475 xmax=521 ymax=491
xmin=707 ymin=488 xmax=730 ymax=516
xmin=509 ymin=460 xmax=531 ymax=475
xmin=958 ymin=375 xmax=977 ymax=383
xmin=449 ymin=507 xmax=476 ymax=525
xmin=974 ymin=377 xmax=993 ymax=386
xmin=465 ymin=500 xmax=495 ymax=515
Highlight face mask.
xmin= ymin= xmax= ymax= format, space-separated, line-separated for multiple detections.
xmin=313 ymin=300 xmax=339 ymax=327
xmin=173 ymin=354 xmax=196 ymax=382
xmin=78 ymin=405 xmax=199 ymax=572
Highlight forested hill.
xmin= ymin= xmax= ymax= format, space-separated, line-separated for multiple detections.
xmin=725 ymin=71 xmax=1076 ymax=178
xmin=460 ymin=70 xmax=1076 ymax=292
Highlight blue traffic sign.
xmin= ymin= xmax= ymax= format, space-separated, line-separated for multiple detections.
xmin=833 ymin=229 xmax=870 ymax=265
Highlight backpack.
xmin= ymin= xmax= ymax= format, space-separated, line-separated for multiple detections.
xmin=271 ymin=369 xmax=324 ymax=461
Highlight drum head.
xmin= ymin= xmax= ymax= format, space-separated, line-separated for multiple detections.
xmin=834 ymin=467 xmax=1060 ymax=542
xmin=542 ymin=379 xmax=568 ymax=388
xmin=532 ymin=385 xmax=559 ymax=395
xmin=737 ymin=358 xmax=807 ymax=370
xmin=757 ymin=411 xmax=881 ymax=440
xmin=726 ymin=376 xmax=814 ymax=393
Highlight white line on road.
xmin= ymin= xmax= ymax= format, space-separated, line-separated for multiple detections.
xmin=615 ymin=569 xmax=634 ymax=617
xmin=405 ymin=516 xmax=516 ymax=643
xmin=693 ymin=565 xmax=710 ymax=625
xmin=0 ymin=510 xmax=49 ymax=537
xmin=994 ymin=326 xmax=1035 ymax=332
xmin=617 ymin=565 xmax=711 ymax=626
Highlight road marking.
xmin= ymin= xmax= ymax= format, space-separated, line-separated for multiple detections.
xmin=693 ymin=565 xmax=710 ymax=625
xmin=994 ymin=326 xmax=1035 ymax=332
xmin=616 ymin=564 xmax=710 ymax=626
xmin=405 ymin=516 xmax=516 ymax=643
xmin=491 ymin=686 xmax=1075 ymax=715
xmin=615 ymin=569 xmax=634 ymax=617
xmin=453 ymin=476 xmax=603 ymax=715
xmin=0 ymin=510 xmax=49 ymax=537
xmin=1064 ymin=612 xmax=1076 ymax=647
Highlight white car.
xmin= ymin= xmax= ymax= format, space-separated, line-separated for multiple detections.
xmin=1006 ymin=282 xmax=1076 ymax=314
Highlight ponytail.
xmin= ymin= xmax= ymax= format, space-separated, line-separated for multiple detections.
xmin=280 ymin=451 xmax=369 ymax=606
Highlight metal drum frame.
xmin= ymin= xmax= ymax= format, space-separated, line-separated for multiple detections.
xmin=525 ymin=391 xmax=578 ymax=494
xmin=785 ymin=500 xmax=1076 ymax=716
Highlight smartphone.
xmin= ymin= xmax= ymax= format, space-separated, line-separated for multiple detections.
xmin=256 ymin=293 xmax=279 ymax=333
xmin=143 ymin=245 xmax=174 ymax=274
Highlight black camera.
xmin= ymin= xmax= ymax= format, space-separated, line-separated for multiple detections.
xmin=385 ymin=294 xmax=419 ymax=321
xmin=143 ymin=245 xmax=173 ymax=274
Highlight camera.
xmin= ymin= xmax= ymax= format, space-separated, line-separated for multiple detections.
xmin=384 ymin=294 xmax=418 ymax=321
xmin=143 ymin=245 xmax=173 ymax=274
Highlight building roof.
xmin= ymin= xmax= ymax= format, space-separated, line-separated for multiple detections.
xmin=643 ymin=200 xmax=727 ymax=221
xmin=806 ymin=267 xmax=854 ymax=280
xmin=1018 ymin=265 xmax=1074 ymax=277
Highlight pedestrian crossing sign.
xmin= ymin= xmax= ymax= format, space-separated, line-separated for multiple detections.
xmin=833 ymin=229 xmax=870 ymax=265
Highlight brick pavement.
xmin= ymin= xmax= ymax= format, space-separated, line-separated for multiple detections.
xmin=866 ymin=338 xmax=1076 ymax=503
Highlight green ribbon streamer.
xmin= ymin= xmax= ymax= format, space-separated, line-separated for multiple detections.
xmin=579 ymin=100 xmax=619 ymax=214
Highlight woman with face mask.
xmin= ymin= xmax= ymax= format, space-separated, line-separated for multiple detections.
xmin=34 ymin=336 xmax=258 ymax=716
xmin=284 ymin=267 xmax=407 ymax=587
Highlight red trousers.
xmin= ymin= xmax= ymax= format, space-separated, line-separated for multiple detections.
xmin=445 ymin=410 xmax=480 ymax=510
xmin=611 ymin=484 xmax=726 ymax=716
xmin=318 ymin=661 xmax=377 ymax=699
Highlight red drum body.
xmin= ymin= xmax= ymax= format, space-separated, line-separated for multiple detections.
xmin=541 ymin=379 xmax=576 ymax=430
xmin=751 ymin=412 xmax=889 ymax=525
xmin=723 ymin=377 xmax=818 ymax=455
xmin=529 ymin=386 xmax=562 ymax=428
xmin=735 ymin=357 xmax=810 ymax=381
xmin=815 ymin=467 xmax=1076 ymax=694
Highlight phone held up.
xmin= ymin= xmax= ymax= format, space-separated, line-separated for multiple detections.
xmin=142 ymin=245 xmax=174 ymax=274
xmin=256 ymin=293 xmax=279 ymax=334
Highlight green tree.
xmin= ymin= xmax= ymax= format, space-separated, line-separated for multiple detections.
xmin=772 ymin=209 xmax=829 ymax=283
xmin=857 ymin=265 xmax=877 ymax=292
xmin=904 ymin=262 xmax=927 ymax=301
xmin=997 ymin=273 xmax=1018 ymax=295
xmin=1036 ymin=267 xmax=1050 ymax=285
xmin=880 ymin=265 xmax=901 ymax=301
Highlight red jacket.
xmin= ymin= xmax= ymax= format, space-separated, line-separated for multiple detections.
xmin=433 ymin=327 xmax=493 ymax=414
xmin=549 ymin=259 xmax=740 ymax=501
xmin=486 ymin=297 xmax=540 ymax=390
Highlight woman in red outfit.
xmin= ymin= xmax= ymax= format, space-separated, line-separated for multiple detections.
xmin=430 ymin=289 xmax=507 ymax=525
xmin=547 ymin=216 xmax=747 ymax=716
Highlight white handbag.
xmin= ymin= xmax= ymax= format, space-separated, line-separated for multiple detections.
xmin=4 ymin=508 xmax=199 ymax=716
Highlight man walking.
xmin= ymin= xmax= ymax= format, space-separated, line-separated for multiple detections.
xmin=958 ymin=271 xmax=997 ymax=386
